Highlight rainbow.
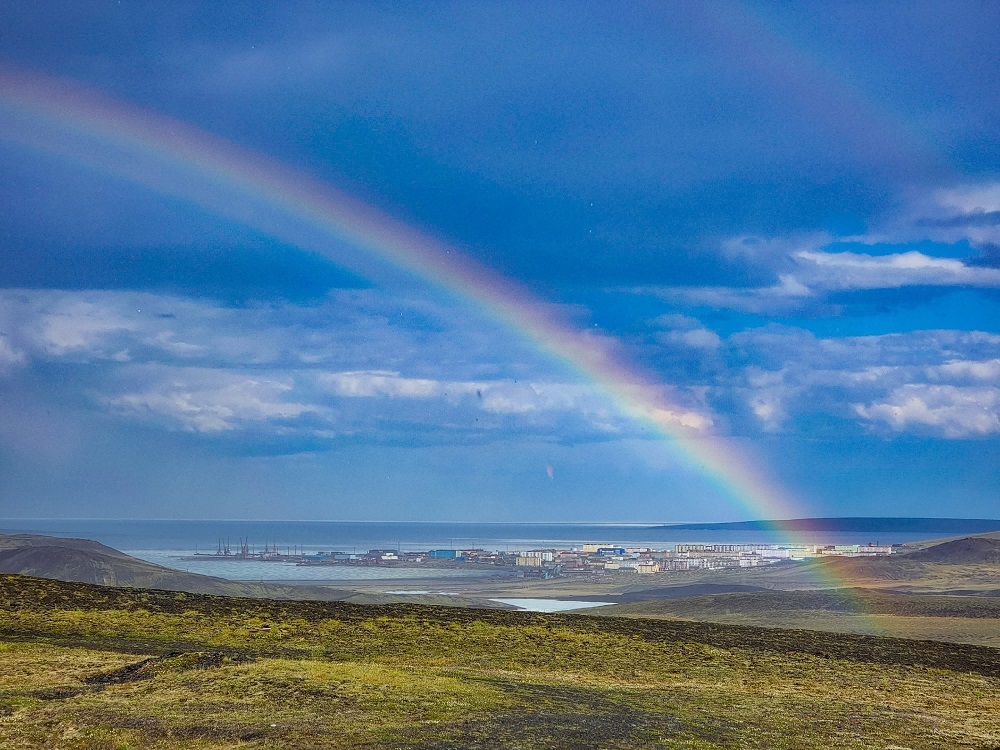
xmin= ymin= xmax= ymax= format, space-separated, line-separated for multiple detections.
xmin=0 ymin=68 xmax=809 ymax=524
xmin=672 ymin=4 xmax=948 ymax=182
xmin=0 ymin=68 xmax=900 ymax=630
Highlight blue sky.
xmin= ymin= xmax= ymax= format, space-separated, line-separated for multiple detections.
xmin=1 ymin=1 xmax=999 ymax=521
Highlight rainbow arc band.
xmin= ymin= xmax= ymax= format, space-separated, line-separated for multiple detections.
xmin=0 ymin=68 xmax=805 ymax=530
xmin=0 ymin=68 xmax=892 ymax=628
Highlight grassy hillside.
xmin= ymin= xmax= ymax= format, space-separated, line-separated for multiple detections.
xmin=1 ymin=573 xmax=1000 ymax=748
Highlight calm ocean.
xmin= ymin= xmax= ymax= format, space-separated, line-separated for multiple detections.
xmin=0 ymin=518 xmax=945 ymax=554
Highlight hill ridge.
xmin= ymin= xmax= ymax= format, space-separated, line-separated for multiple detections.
xmin=0 ymin=533 xmax=349 ymax=600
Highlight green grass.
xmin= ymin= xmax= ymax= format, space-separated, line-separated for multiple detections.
xmin=1 ymin=574 xmax=1000 ymax=748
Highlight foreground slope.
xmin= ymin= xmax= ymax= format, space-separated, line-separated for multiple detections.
xmin=1 ymin=573 xmax=999 ymax=749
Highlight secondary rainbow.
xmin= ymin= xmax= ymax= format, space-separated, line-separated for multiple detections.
xmin=0 ymin=68 xmax=806 ymax=527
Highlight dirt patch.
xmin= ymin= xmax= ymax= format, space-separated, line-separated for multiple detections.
xmin=156 ymin=650 xmax=256 ymax=670
xmin=28 ymin=685 xmax=91 ymax=700
xmin=85 ymin=650 xmax=255 ymax=684
xmin=76 ymin=710 xmax=272 ymax=742
xmin=85 ymin=656 xmax=160 ymax=684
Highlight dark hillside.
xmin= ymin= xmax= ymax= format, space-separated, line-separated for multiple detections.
xmin=805 ymin=554 xmax=930 ymax=580
xmin=908 ymin=537 xmax=1000 ymax=564
xmin=0 ymin=533 xmax=133 ymax=559
xmin=0 ymin=545 xmax=141 ymax=587
xmin=0 ymin=534 xmax=349 ymax=600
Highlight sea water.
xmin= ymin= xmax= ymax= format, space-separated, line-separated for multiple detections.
xmin=0 ymin=518 xmax=943 ymax=553
xmin=490 ymin=598 xmax=613 ymax=613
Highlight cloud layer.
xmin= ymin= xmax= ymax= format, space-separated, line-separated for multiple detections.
xmin=3 ymin=286 xmax=997 ymax=444
xmin=0 ymin=288 xmax=719 ymax=446
xmin=1 ymin=4 xmax=999 ymax=518
xmin=634 ymin=181 xmax=1000 ymax=317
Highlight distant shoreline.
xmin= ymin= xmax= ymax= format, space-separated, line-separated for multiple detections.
xmin=658 ymin=518 xmax=1000 ymax=533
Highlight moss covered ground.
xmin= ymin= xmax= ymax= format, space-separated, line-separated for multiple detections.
xmin=1 ymin=573 xmax=999 ymax=748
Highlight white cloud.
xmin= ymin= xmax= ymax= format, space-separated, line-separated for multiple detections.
xmin=0 ymin=289 xmax=721 ymax=444
xmin=731 ymin=328 xmax=1000 ymax=374
xmin=723 ymin=327 xmax=1000 ymax=437
xmin=648 ymin=313 xmax=722 ymax=350
xmin=108 ymin=369 xmax=321 ymax=433
xmin=854 ymin=385 xmax=1000 ymax=438
xmin=934 ymin=184 xmax=1000 ymax=215
xmin=650 ymin=274 xmax=815 ymax=314
xmin=883 ymin=182 xmax=1000 ymax=247
xmin=145 ymin=331 xmax=206 ymax=356
xmin=317 ymin=369 xmax=715 ymax=433
xmin=807 ymin=182 xmax=1000 ymax=250
xmin=478 ymin=383 xmax=546 ymax=415
xmin=635 ymin=184 xmax=1000 ymax=314
xmin=0 ymin=290 xmax=213 ymax=364
xmin=657 ymin=327 xmax=722 ymax=350
xmin=647 ymin=406 xmax=713 ymax=431
xmin=719 ymin=233 xmax=832 ymax=262
xmin=0 ymin=333 xmax=25 ymax=373
xmin=793 ymin=249 xmax=1000 ymax=290
xmin=12 ymin=287 xmax=997 ymax=444
xmin=321 ymin=370 xmax=447 ymax=399
xmin=34 ymin=299 xmax=138 ymax=356
xmin=926 ymin=359 xmax=1000 ymax=383
xmin=651 ymin=248 xmax=1000 ymax=314
xmin=738 ymin=367 xmax=799 ymax=431
xmin=0 ymin=288 xmax=556 ymax=378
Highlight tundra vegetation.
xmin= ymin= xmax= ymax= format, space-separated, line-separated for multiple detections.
xmin=0 ymin=574 xmax=999 ymax=749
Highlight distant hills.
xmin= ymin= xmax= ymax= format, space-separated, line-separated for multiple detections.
xmin=907 ymin=537 xmax=1000 ymax=564
xmin=0 ymin=533 xmax=507 ymax=608
xmin=0 ymin=533 xmax=352 ymax=600
xmin=659 ymin=517 xmax=1000 ymax=533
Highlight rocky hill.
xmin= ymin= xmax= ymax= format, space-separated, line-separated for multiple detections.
xmin=0 ymin=534 xmax=348 ymax=599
